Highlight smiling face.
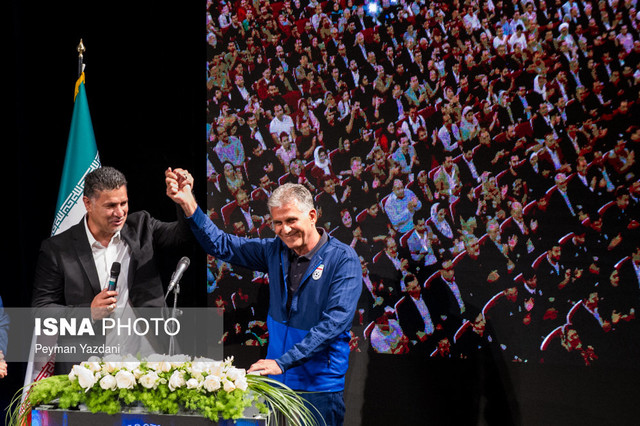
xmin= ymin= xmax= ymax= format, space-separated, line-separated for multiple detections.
xmin=270 ymin=203 xmax=319 ymax=256
xmin=84 ymin=186 xmax=128 ymax=243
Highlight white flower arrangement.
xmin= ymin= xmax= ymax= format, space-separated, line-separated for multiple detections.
xmin=66 ymin=354 xmax=251 ymax=396
xmin=8 ymin=354 xmax=320 ymax=426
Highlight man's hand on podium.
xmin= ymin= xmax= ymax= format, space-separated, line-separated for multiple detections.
xmin=248 ymin=359 xmax=282 ymax=376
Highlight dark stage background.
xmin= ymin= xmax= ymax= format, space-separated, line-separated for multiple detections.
xmin=6 ymin=1 xmax=640 ymax=425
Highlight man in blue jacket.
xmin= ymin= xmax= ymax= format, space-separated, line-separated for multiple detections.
xmin=165 ymin=168 xmax=361 ymax=426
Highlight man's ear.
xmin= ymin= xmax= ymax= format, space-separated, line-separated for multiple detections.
xmin=82 ymin=196 xmax=91 ymax=213
xmin=308 ymin=208 xmax=318 ymax=224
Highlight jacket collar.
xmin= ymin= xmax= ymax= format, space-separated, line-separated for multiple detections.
xmin=70 ymin=219 xmax=101 ymax=296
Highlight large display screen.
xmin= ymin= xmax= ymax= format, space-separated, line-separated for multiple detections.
xmin=204 ymin=0 xmax=640 ymax=372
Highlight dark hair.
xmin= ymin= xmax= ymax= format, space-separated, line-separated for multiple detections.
xmin=440 ymin=251 xmax=454 ymax=266
xmin=248 ymin=138 xmax=263 ymax=152
xmin=413 ymin=211 xmax=428 ymax=224
xmin=403 ymin=273 xmax=417 ymax=286
xmin=320 ymin=175 xmax=335 ymax=188
xmin=462 ymin=140 xmax=475 ymax=154
xmin=84 ymin=167 xmax=127 ymax=199
xmin=522 ymin=267 xmax=536 ymax=280
xmin=615 ymin=186 xmax=629 ymax=198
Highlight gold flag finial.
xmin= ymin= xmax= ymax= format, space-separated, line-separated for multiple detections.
xmin=77 ymin=39 xmax=86 ymax=58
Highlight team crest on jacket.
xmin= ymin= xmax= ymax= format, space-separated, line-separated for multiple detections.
xmin=312 ymin=264 xmax=324 ymax=280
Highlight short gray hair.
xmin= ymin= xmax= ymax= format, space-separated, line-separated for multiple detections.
xmin=84 ymin=167 xmax=127 ymax=199
xmin=268 ymin=183 xmax=315 ymax=214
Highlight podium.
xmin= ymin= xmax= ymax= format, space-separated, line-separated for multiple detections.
xmin=32 ymin=407 xmax=267 ymax=426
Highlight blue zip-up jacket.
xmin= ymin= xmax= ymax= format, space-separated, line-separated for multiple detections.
xmin=188 ymin=207 xmax=362 ymax=392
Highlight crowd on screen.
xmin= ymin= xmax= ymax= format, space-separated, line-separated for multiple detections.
xmin=204 ymin=0 xmax=640 ymax=366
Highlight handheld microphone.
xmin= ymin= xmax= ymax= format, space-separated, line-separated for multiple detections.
xmin=167 ymin=257 xmax=190 ymax=293
xmin=107 ymin=262 xmax=122 ymax=292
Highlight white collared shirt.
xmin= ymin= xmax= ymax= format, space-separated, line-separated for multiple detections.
xmin=411 ymin=295 xmax=435 ymax=335
xmin=84 ymin=217 xmax=131 ymax=309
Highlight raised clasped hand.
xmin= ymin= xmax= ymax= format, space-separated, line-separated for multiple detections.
xmin=165 ymin=167 xmax=198 ymax=216
xmin=165 ymin=167 xmax=194 ymax=198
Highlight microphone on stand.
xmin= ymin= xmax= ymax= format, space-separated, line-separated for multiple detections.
xmin=167 ymin=257 xmax=190 ymax=293
xmin=107 ymin=262 xmax=121 ymax=291
xmin=166 ymin=257 xmax=190 ymax=355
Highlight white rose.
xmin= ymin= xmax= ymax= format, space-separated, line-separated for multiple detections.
xmin=147 ymin=360 xmax=172 ymax=373
xmin=186 ymin=378 xmax=200 ymax=390
xmin=223 ymin=379 xmax=236 ymax=393
xmin=189 ymin=362 xmax=207 ymax=377
xmin=72 ymin=365 xmax=97 ymax=390
xmin=132 ymin=368 xmax=145 ymax=379
xmin=169 ymin=354 xmax=191 ymax=368
xmin=139 ymin=371 xmax=160 ymax=389
xmin=99 ymin=374 xmax=117 ymax=391
xmin=202 ymin=375 xmax=221 ymax=392
xmin=83 ymin=357 xmax=101 ymax=372
xmin=168 ymin=370 xmax=186 ymax=391
xmin=83 ymin=361 xmax=102 ymax=372
xmin=207 ymin=362 xmax=224 ymax=377
xmin=102 ymin=361 xmax=119 ymax=374
xmin=115 ymin=369 xmax=136 ymax=389
xmin=102 ymin=354 xmax=125 ymax=373
xmin=225 ymin=367 xmax=244 ymax=382
xmin=144 ymin=354 xmax=162 ymax=372
xmin=234 ymin=376 xmax=248 ymax=392
xmin=192 ymin=358 xmax=215 ymax=374
xmin=121 ymin=355 xmax=140 ymax=371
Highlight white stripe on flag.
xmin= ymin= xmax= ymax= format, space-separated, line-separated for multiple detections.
xmin=51 ymin=153 xmax=101 ymax=235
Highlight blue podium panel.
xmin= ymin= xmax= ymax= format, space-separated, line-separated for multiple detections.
xmin=32 ymin=408 xmax=267 ymax=426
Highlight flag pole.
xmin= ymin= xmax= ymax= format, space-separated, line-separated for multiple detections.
xmin=77 ymin=39 xmax=85 ymax=78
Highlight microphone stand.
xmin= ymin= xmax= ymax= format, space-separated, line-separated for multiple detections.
xmin=165 ymin=280 xmax=181 ymax=356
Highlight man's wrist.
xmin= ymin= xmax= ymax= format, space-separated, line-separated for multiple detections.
xmin=181 ymin=199 xmax=198 ymax=217
xmin=274 ymin=358 xmax=286 ymax=373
